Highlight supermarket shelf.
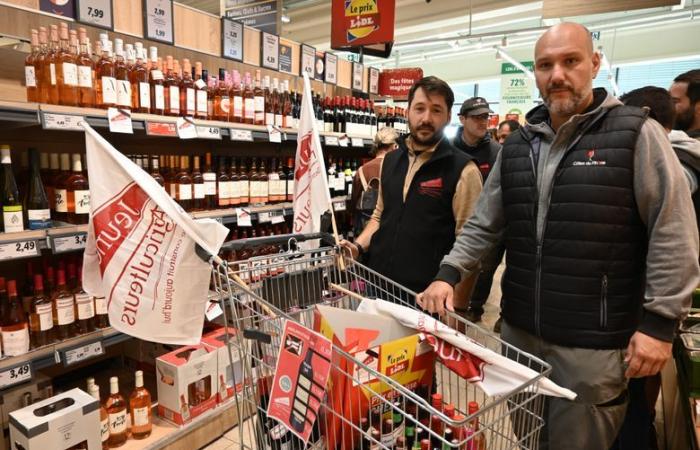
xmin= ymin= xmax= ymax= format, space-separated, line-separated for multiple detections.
xmin=0 ymin=327 xmax=130 ymax=390
xmin=0 ymin=101 xmax=373 ymax=146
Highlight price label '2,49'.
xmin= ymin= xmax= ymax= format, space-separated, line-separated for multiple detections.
xmin=0 ymin=240 xmax=39 ymax=261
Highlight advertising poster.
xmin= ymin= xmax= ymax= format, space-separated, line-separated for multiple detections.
xmin=499 ymin=61 xmax=535 ymax=122
xmin=40 ymin=0 xmax=75 ymax=18
xmin=267 ymin=320 xmax=332 ymax=444
xmin=279 ymin=42 xmax=294 ymax=74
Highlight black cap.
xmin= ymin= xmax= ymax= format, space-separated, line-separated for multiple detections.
xmin=459 ymin=97 xmax=493 ymax=116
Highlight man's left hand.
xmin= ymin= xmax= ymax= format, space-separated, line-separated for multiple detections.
xmin=624 ymin=331 xmax=672 ymax=378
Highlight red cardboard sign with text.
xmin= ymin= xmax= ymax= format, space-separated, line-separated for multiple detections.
xmin=267 ymin=320 xmax=332 ymax=444
xmin=331 ymin=0 xmax=395 ymax=57
xmin=378 ymin=68 xmax=424 ymax=98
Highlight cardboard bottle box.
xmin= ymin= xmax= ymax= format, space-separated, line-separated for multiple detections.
xmin=201 ymin=327 xmax=246 ymax=404
xmin=9 ymin=388 xmax=100 ymax=450
xmin=156 ymin=344 xmax=218 ymax=425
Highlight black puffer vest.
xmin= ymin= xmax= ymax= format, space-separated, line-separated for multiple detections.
xmin=500 ymin=104 xmax=648 ymax=349
xmin=367 ymin=136 xmax=472 ymax=294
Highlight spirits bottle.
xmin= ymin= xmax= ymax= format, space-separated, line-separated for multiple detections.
xmin=150 ymin=155 xmax=164 ymax=187
xmin=130 ymin=43 xmax=150 ymax=113
xmin=202 ymin=152 xmax=217 ymax=209
xmin=114 ymin=40 xmax=130 ymax=110
xmin=24 ymin=148 xmax=51 ymax=230
xmin=74 ymin=266 xmax=95 ymax=335
xmin=214 ymin=68 xmax=230 ymax=122
xmin=89 ymin=384 xmax=110 ymax=450
xmin=57 ymin=24 xmax=78 ymax=106
xmin=129 ymin=370 xmax=153 ymax=439
xmin=52 ymin=269 xmax=75 ymax=340
xmin=231 ymin=70 xmax=243 ymax=123
xmin=106 ymin=377 xmax=128 ymax=447
xmin=1 ymin=146 xmax=23 ymax=233
xmin=77 ymin=29 xmax=95 ymax=108
xmin=29 ymin=274 xmax=54 ymax=348
xmin=46 ymin=24 xmax=60 ymax=104
xmin=180 ymin=59 xmax=196 ymax=117
xmin=149 ymin=47 xmax=165 ymax=115
xmin=216 ymin=156 xmax=230 ymax=209
xmin=164 ymin=56 xmax=180 ymax=117
xmin=66 ymin=154 xmax=90 ymax=225
xmin=96 ymin=39 xmax=116 ymax=108
xmin=191 ymin=155 xmax=205 ymax=211
xmin=243 ymin=72 xmax=255 ymax=125
xmin=194 ymin=62 xmax=208 ymax=119
xmin=176 ymin=156 xmax=193 ymax=212
xmin=2 ymin=280 xmax=30 ymax=356
xmin=25 ymin=29 xmax=39 ymax=102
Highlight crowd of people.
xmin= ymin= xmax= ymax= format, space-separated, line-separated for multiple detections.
xmin=342 ymin=22 xmax=700 ymax=450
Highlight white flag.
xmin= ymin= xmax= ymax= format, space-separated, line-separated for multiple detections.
xmin=292 ymin=72 xmax=331 ymax=246
xmin=81 ymin=123 xmax=228 ymax=345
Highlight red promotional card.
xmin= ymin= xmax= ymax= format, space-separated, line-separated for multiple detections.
xmin=267 ymin=320 xmax=332 ymax=444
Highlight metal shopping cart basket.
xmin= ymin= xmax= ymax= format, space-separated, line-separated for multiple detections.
xmin=209 ymin=232 xmax=550 ymax=450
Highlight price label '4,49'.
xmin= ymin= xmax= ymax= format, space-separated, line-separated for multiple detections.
xmin=0 ymin=363 xmax=32 ymax=389
xmin=0 ymin=240 xmax=39 ymax=261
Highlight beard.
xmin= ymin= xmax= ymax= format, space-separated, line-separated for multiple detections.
xmin=410 ymin=124 xmax=443 ymax=147
xmin=674 ymin=107 xmax=694 ymax=131
xmin=543 ymin=84 xmax=588 ymax=117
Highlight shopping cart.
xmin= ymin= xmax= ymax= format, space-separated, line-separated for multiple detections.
xmin=209 ymin=232 xmax=550 ymax=450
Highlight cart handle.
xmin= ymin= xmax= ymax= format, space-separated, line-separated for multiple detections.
xmin=219 ymin=232 xmax=336 ymax=251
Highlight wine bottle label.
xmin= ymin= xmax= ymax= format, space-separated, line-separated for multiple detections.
xmin=265 ymin=112 xmax=274 ymax=125
xmin=78 ymin=65 xmax=92 ymax=88
xmin=218 ymin=181 xmax=230 ymax=201
xmin=240 ymin=181 xmax=249 ymax=198
xmin=220 ymin=96 xmax=231 ymax=114
xmin=169 ymin=182 xmax=178 ymax=199
xmin=194 ymin=183 xmax=205 ymax=200
xmin=203 ymin=173 xmax=217 ymax=195
xmin=286 ymin=115 xmax=294 ymax=128
xmin=169 ymin=86 xmax=180 ymax=111
xmin=76 ymin=293 xmax=95 ymax=320
xmin=195 ymin=79 xmax=206 ymax=89
xmin=25 ymin=66 xmax=36 ymax=88
xmin=186 ymin=88 xmax=195 ymax=113
xmin=233 ymin=97 xmax=243 ymax=118
xmin=101 ymin=76 xmax=117 ymax=104
xmin=1 ymin=326 xmax=29 ymax=356
xmin=35 ymin=303 xmax=54 ymax=331
xmin=275 ymin=114 xmax=283 ymax=128
xmin=117 ymin=80 xmax=131 ymax=107
xmin=154 ymin=85 xmax=165 ymax=110
xmin=100 ymin=418 xmax=109 ymax=442
xmin=74 ymin=190 xmax=90 ymax=214
xmin=230 ymin=180 xmax=241 ymax=199
xmin=196 ymin=90 xmax=207 ymax=115
xmin=55 ymin=188 xmax=68 ymax=213
xmin=109 ymin=410 xmax=127 ymax=434
xmin=132 ymin=406 xmax=150 ymax=426
xmin=95 ymin=296 xmax=108 ymax=315
xmin=62 ymin=62 xmax=78 ymax=86
xmin=138 ymin=82 xmax=150 ymax=109
xmin=55 ymin=296 xmax=76 ymax=325
xmin=151 ymin=70 xmax=164 ymax=81
xmin=287 ymin=180 xmax=294 ymax=197
xmin=49 ymin=63 xmax=56 ymax=85
xmin=244 ymin=98 xmax=255 ymax=119
xmin=179 ymin=184 xmax=192 ymax=200
xmin=3 ymin=204 xmax=23 ymax=233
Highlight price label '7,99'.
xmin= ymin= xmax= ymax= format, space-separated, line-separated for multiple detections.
xmin=76 ymin=0 xmax=114 ymax=31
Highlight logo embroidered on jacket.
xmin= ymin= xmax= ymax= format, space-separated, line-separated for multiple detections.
xmin=419 ymin=177 xmax=443 ymax=197
xmin=573 ymin=149 xmax=607 ymax=166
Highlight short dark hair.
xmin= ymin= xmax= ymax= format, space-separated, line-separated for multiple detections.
xmin=498 ymin=120 xmax=521 ymax=132
xmin=407 ymin=76 xmax=454 ymax=111
xmin=620 ymin=86 xmax=675 ymax=130
xmin=674 ymin=69 xmax=700 ymax=105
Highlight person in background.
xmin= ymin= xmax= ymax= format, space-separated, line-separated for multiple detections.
xmin=497 ymin=119 xmax=521 ymax=144
xmin=349 ymin=127 xmax=399 ymax=237
xmin=419 ymin=23 xmax=699 ymax=449
xmin=341 ymin=76 xmax=483 ymax=300
xmin=670 ymin=69 xmax=700 ymax=139
xmin=452 ymin=97 xmax=504 ymax=326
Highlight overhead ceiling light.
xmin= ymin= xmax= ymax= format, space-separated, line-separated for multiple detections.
xmin=281 ymin=14 xmax=291 ymax=23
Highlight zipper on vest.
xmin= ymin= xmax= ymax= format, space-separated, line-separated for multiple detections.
xmin=600 ymin=274 xmax=609 ymax=329
xmin=535 ymin=244 xmax=543 ymax=337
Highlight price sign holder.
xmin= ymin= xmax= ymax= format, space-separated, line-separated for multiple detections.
xmin=41 ymin=112 xmax=85 ymax=131
xmin=230 ymin=129 xmax=254 ymax=142
xmin=62 ymin=340 xmax=104 ymax=367
xmin=332 ymin=200 xmax=347 ymax=212
xmin=195 ymin=126 xmax=222 ymax=140
xmin=324 ymin=136 xmax=338 ymax=147
xmin=146 ymin=121 xmax=177 ymax=137
xmin=267 ymin=125 xmax=282 ymax=143
xmin=236 ymin=208 xmax=252 ymax=227
xmin=108 ymin=107 xmax=133 ymax=134
xmin=143 ymin=0 xmax=174 ymax=45
xmin=221 ymin=17 xmax=244 ymax=62
xmin=0 ymin=362 xmax=32 ymax=390
xmin=50 ymin=233 xmax=87 ymax=254
xmin=0 ymin=240 xmax=39 ymax=261
xmin=258 ymin=210 xmax=284 ymax=224
xmin=76 ymin=0 xmax=114 ymax=31
xmin=338 ymin=135 xmax=349 ymax=147
xmin=176 ymin=116 xmax=197 ymax=139
xmin=351 ymin=137 xmax=364 ymax=148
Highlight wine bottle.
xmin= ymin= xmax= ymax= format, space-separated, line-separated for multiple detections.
xmin=89 ymin=384 xmax=110 ymax=450
xmin=74 ymin=266 xmax=95 ymax=335
xmin=106 ymin=377 xmax=128 ymax=447
xmin=129 ymin=370 xmax=153 ymax=439
xmin=1 ymin=280 xmax=30 ymax=356
xmin=52 ymin=269 xmax=75 ymax=340
xmin=29 ymin=274 xmax=54 ymax=348
xmin=24 ymin=148 xmax=51 ymax=230
xmin=1 ymin=145 xmax=24 ymax=233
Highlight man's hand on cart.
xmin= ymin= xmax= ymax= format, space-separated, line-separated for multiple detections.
xmin=417 ymin=280 xmax=454 ymax=316
xmin=339 ymin=240 xmax=360 ymax=259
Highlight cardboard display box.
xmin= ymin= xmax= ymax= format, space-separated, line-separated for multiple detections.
xmin=156 ymin=344 xmax=218 ymax=426
xmin=0 ymin=373 xmax=52 ymax=430
xmin=201 ymin=328 xmax=247 ymax=404
xmin=9 ymin=388 xmax=100 ymax=450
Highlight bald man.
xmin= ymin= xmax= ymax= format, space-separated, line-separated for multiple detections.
xmin=419 ymin=22 xmax=699 ymax=449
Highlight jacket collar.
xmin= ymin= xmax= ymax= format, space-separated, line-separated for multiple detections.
xmin=396 ymin=134 xmax=460 ymax=165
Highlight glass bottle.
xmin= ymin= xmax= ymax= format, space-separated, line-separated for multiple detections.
xmin=1 ymin=146 xmax=23 ymax=233
xmin=238 ymin=159 xmax=250 ymax=206
xmin=130 ymin=43 xmax=150 ymax=113
xmin=150 ymin=155 xmax=164 ymax=187
xmin=149 ymin=47 xmax=165 ymax=115
xmin=180 ymin=59 xmax=196 ymax=117
xmin=191 ymin=155 xmax=205 ymax=211
xmin=74 ymin=266 xmax=95 ymax=335
xmin=94 ymin=292 xmax=109 ymax=329
xmin=243 ymin=72 xmax=254 ymax=125
xmin=89 ymin=385 xmax=110 ymax=450
xmin=283 ymin=80 xmax=293 ymax=128
xmin=202 ymin=152 xmax=216 ymax=209
xmin=25 ymin=29 xmax=40 ymax=102
xmin=52 ymin=269 xmax=75 ymax=340
xmin=216 ymin=156 xmax=230 ymax=209
xmin=106 ymin=377 xmax=128 ymax=447
xmin=228 ymin=158 xmax=240 ymax=207
xmin=46 ymin=24 xmax=60 ymax=104
xmin=23 ymin=148 xmax=51 ymax=230
xmin=66 ymin=154 xmax=90 ymax=225
xmin=249 ymin=158 xmax=260 ymax=205
xmin=113 ymin=39 xmax=131 ymax=109
xmin=176 ymin=155 xmax=193 ymax=212
xmin=77 ymin=29 xmax=95 ymax=108
xmin=54 ymin=153 xmax=70 ymax=222
xmin=253 ymin=70 xmax=265 ymax=125
xmin=129 ymin=370 xmax=153 ymax=439
xmin=276 ymin=158 xmax=286 ymax=204
xmin=286 ymin=157 xmax=295 ymax=202
xmin=95 ymin=39 xmax=116 ymax=109
xmin=467 ymin=401 xmax=487 ymax=450
xmin=214 ymin=68 xmax=230 ymax=122
xmin=36 ymin=27 xmax=50 ymax=104
xmin=29 ymin=274 xmax=54 ymax=348
xmin=58 ymin=25 xmax=79 ymax=106
xmin=272 ymin=78 xmax=283 ymax=128
xmin=164 ymin=56 xmax=180 ymax=117
xmin=263 ymin=75 xmax=273 ymax=126
xmin=2 ymin=280 xmax=30 ymax=356
xmin=231 ymin=70 xmax=243 ymax=123
xmin=194 ymin=62 xmax=208 ymax=119
xmin=166 ymin=155 xmax=178 ymax=200
xmin=268 ymin=158 xmax=281 ymax=203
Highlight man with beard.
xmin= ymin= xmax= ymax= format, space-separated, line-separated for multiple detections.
xmin=670 ymin=69 xmax=700 ymax=139
xmin=341 ymin=76 xmax=483 ymax=298
xmin=419 ymin=23 xmax=699 ymax=449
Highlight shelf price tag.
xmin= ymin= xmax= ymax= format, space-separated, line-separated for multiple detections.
xmin=351 ymin=137 xmax=364 ymax=148
xmin=108 ymin=107 xmax=133 ymax=134
xmin=338 ymin=135 xmax=349 ymax=147
xmin=146 ymin=121 xmax=177 ymax=137
xmin=63 ymin=340 xmax=104 ymax=367
xmin=230 ymin=129 xmax=254 ymax=142
xmin=258 ymin=210 xmax=284 ymax=224
xmin=41 ymin=112 xmax=85 ymax=131
xmin=0 ymin=363 xmax=32 ymax=389
xmin=236 ymin=208 xmax=252 ymax=227
xmin=196 ymin=126 xmax=222 ymax=140
xmin=144 ymin=0 xmax=174 ymax=44
xmin=324 ymin=136 xmax=339 ymax=146
xmin=52 ymin=234 xmax=87 ymax=253
xmin=267 ymin=125 xmax=282 ymax=143
xmin=0 ymin=240 xmax=39 ymax=261
xmin=332 ymin=200 xmax=347 ymax=212
xmin=76 ymin=0 xmax=114 ymax=31
xmin=176 ymin=117 xmax=197 ymax=139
